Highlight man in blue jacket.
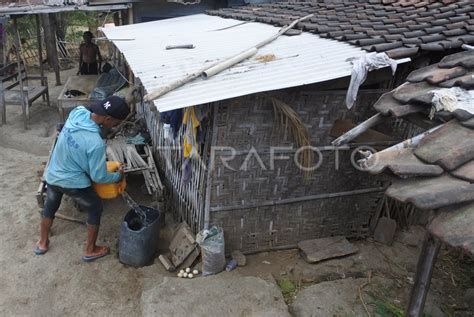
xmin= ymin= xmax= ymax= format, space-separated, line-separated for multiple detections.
xmin=34 ymin=96 xmax=130 ymax=262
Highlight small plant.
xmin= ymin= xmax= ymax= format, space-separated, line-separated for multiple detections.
xmin=277 ymin=279 xmax=297 ymax=303
xmin=373 ymin=298 xmax=404 ymax=317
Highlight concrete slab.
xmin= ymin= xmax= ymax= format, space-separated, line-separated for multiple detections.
xmin=141 ymin=272 xmax=290 ymax=317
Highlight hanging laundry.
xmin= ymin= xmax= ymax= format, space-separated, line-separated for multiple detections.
xmin=160 ymin=109 xmax=183 ymax=137
xmin=181 ymin=158 xmax=192 ymax=185
xmin=182 ymin=107 xmax=200 ymax=158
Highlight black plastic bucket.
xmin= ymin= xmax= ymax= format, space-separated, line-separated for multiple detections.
xmin=119 ymin=205 xmax=160 ymax=267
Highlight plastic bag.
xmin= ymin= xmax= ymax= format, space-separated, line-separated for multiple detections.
xmin=196 ymin=226 xmax=225 ymax=276
xmin=346 ymin=52 xmax=398 ymax=109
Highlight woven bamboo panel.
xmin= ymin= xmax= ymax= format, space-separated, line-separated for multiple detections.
xmin=208 ymin=89 xmax=387 ymax=252
xmin=211 ymin=191 xmax=383 ymax=253
xmin=138 ymin=88 xmax=388 ymax=252
xmin=210 ymin=90 xmax=385 ymax=208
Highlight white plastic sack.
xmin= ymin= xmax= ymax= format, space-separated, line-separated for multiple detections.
xmin=346 ymin=52 xmax=398 ymax=109
xmin=196 ymin=226 xmax=225 ymax=276
xmin=430 ymin=87 xmax=474 ymax=119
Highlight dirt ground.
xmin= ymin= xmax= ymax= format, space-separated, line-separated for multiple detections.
xmin=0 ymin=66 xmax=472 ymax=316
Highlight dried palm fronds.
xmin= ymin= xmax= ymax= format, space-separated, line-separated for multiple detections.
xmin=255 ymin=54 xmax=277 ymax=63
xmin=271 ymin=97 xmax=314 ymax=178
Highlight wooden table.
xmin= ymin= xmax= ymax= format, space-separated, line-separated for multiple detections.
xmin=57 ymin=74 xmax=99 ymax=122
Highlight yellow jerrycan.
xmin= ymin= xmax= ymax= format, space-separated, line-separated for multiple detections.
xmin=92 ymin=161 xmax=126 ymax=199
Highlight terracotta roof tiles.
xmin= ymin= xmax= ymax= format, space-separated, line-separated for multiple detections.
xmin=207 ymin=0 xmax=474 ymax=57
xmin=361 ymin=53 xmax=474 ymax=244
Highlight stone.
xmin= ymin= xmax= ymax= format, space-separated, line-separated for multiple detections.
xmin=424 ymin=304 xmax=447 ymax=317
xmin=141 ymin=274 xmax=291 ymax=316
xmin=465 ymin=288 xmax=474 ymax=309
xmin=395 ymin=226 xmax=425 ymax=247
xmin=231 ymin=250 xmax=247 ymax=267
xmin=297 ymin=237 xmax=358 ymax=264
xmin=290 ymin=278 xmax=371 ymax=316
xmin=374 ymin=217 xmax=397 ymax=246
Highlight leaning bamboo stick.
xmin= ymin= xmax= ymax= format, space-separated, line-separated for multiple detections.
xmin=144 ymin=14 xmax=314 ymax=103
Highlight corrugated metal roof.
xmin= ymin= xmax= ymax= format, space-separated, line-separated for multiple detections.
xmin=101 ymin=14 xmax=370 ymax=112
xmin=0 ymin=2 xmax=130 ymax=15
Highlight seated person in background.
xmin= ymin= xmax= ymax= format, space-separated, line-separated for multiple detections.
xmin=78 ymin=31 xmax=102 ymax=75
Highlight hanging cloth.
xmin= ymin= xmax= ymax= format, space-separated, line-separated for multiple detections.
xmin=182 ymin=107 xmax=200 ymax=158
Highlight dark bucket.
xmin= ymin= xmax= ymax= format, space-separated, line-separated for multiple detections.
xmin=119 ymin=205 xmax=160 ymax=267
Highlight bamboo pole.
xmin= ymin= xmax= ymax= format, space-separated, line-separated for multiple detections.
xmin=202 ymin=48 xmax=257 ymax=79
xmin=203 ymin=104 xmax=219 ymax=229
xmin=210 ymin=186 xmax=386 ymax=213
xmin=144 ymin=14 xmax=314 ymax=103
xmin=331 ymin=113 xmax=385 ymax=146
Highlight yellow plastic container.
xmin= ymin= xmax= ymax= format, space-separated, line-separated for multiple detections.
xmin=92 ymin=161 xmax=126 ymax=199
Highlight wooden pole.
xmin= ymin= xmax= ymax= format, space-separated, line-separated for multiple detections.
xmin=0 ymin=75 xmax=4 ymax=125
xmin=112 ymin=12 xmax=120 ymax=66
xmin=127 ymin=6 xmax=134 ymax=84
xmin=35 ymin=15 xmax=45 ymax=86
xmin=41 ymin=13 xmax=60 ymax=86
xmin=0 ymin=18 xmax=6 ymax=125
xmin=406 ymin=233 xmax=441 ymax=317
xmin=0 ymin=17 xmax=6 ymax=67
xmin=13 ymin=18 xmax=28 ymax=129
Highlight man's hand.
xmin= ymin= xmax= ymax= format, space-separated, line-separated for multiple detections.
xmin=118 ymin=165 xmax=125 ymax=181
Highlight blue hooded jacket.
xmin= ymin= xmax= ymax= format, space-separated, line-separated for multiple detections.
xmin=45 ymin=106 xmax=121 ymax=188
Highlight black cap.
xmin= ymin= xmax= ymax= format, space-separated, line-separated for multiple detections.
xmin=89 ymin=96 xmax=130 ymax=120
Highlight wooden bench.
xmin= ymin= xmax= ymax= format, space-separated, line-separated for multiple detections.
xmin=0 ymin=62 xmax=50 ymax=129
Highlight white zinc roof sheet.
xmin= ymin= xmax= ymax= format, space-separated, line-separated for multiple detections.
xmin=102 ymin=14 xmax=368 ymax=112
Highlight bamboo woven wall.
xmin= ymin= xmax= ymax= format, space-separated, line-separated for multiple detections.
xmin=139 ymin=88 xmax=388 ymax=253
xmin=208 ymin=90 xmax=387 ymax=253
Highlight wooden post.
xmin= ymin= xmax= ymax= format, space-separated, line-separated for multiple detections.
xmin=35 ymin=14 xmax=49 ymax=106
xmin=127 ymin=6 xmax=134 ymax=84
xmin=0 ymin=18 xmax=5 ymax=125
xmin=0 ymin=17 xmax=6 ymax=67
xmin=41 ymin=13 xmax=60 ymax=86
xmin=406 ymin=233 xmax=441 ymax=317
xmin=35 ymin=15 xmax=45 ymax=85
xmin=112 ymin=13 xmax=120 ymax=66
xmin=0 ymin=77 xmax=4 ymax=125
xmin=13 ymin=18 xmax=28 ymax=129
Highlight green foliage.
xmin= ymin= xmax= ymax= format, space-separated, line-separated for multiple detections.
xmin=373 ymin=298 xmax=404 ymax=317
xmin=68 ymin=11 xmax=99 ymax=28
xmin=277 ymin=278 xmax=297 ymax=304
xmin=278 ymin=279 xmax=296 ymax=294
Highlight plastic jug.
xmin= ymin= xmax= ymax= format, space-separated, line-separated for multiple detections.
xmin=92 ymin=161 xmax=126 ymax=199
